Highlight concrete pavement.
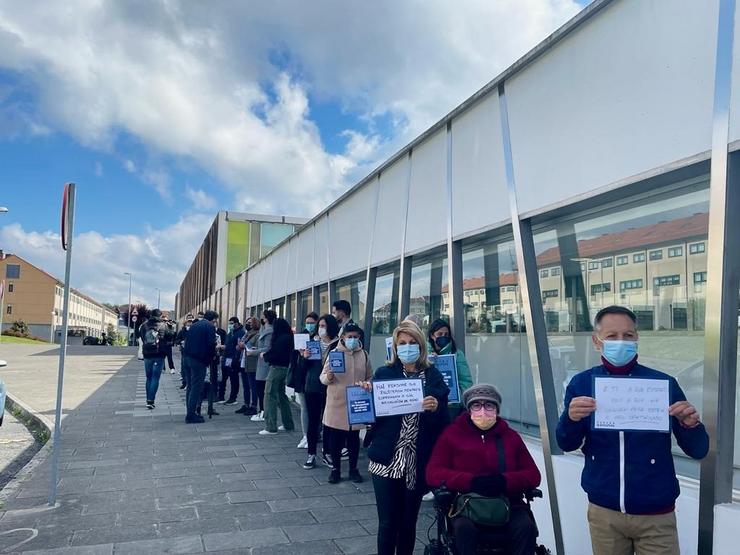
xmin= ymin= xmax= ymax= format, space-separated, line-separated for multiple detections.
xmin=0 ymin=348 xmax=435 ymax=553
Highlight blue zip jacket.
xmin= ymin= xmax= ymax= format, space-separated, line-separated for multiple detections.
xmin=556 ymin=362 xmax=708 ymax=515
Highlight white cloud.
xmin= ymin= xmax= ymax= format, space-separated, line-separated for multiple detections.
xmin=0 ymin=0 xmax=581 ymax=218
xmin=185 ymin=186 xmax=217 ymax=210
xmin=0 ymin=214 xmax=213 ymax=309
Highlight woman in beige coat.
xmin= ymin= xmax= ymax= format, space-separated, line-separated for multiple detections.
xmin=320 ymin=322 xmax=373 ymax=484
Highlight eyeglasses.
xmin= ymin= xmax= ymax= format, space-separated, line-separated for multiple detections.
xmin=469 ymin=401 xmax=497 ymax=412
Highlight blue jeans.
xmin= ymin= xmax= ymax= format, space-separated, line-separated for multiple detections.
xmin=144 ymin=357 xmax=164 ymax=402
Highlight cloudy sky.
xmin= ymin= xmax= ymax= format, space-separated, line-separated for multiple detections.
xmin=0 ymin=0 xmax=587 ymax=309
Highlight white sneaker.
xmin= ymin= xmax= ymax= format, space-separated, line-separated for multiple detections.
xmin=278 ymin=425 xmax=286 ymax=431
xmin=250 ymin=411 xmax=265 ymax=422
xmin=297 ymin=436 xmax=308 ymax=449
xmin=258 ymin=429 xmax=277 ymax=436
xmin=422 ymin=492 xmax=435 ymax=502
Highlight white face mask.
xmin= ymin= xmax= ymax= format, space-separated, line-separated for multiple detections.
xmin=318 ymin=327 xmax=328 ymax=338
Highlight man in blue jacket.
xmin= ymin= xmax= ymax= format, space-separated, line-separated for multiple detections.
xmin=182 ymin=310 xmax=219 ymax=424
xmin=556 ymin=305 xmax=708 ymax=555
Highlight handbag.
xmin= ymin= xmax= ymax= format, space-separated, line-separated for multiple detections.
xmin=449 ymin=436 xmax=510 ymax=526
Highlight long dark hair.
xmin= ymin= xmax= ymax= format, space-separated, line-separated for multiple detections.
xmin=318 ymin=314 xmax=339 ymax=340
xmin=272 ymin=317 xmax=293 ymax=339
xmin=428 ymin=318 xmax=457 ymax=354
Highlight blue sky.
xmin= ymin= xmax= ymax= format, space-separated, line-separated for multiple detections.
xmin=0 ymin=0 xmax=587 ymax=308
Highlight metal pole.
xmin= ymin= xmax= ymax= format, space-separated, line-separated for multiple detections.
xmin=156 ymin=288 xmax=161 ymax=310
xmin=126 ymin=273 xmax=132 ymax=346
xmin=49 ymin=183 xmax=75 ymax=506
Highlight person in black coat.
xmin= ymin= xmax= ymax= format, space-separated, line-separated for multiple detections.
xmin=182 ymin=311 xmax=219 ymax=423
xmin=259 ymin=318 xmax=295 ymax=435
xmin=364 ymin=320 xmax=449 ymax=555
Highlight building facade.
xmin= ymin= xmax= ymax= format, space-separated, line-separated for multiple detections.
xmin=1 ymin=253 xmax=117 ymax=341
xmin=176 ymin=211 xmax=307 ymax=319
xmin=182 ymin=1 xmax=740 ymax=552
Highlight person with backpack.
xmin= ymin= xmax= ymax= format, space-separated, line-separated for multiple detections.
xmin=320 ymin=322 xmax=373 ymax=484
xmin=138 ymin=309 xmax=173 ymax=409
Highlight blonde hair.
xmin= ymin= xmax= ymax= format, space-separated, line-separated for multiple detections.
xmin=389 ymin=320 xmax=431 ymax=370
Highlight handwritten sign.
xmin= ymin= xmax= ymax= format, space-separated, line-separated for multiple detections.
xmin=593 ymin=377 xmax=670 ymax=432
xmin=373 ymin=378 xmax=424 ymax=417
xmin=435 ymin=354 xmax=459 ymax=403
xmin=306 ymin=340 xmax=321 ymax=360
xmin=329 ymin=351 xmax=345 ymax=373
xmin=346 ymin=386 xmax=375 ymax=425
xmin=294 ymin=333 xmax=310 ymax=350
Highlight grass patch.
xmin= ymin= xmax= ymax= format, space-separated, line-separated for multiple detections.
xmin=0 ymin=336 xmax=50 ymax=345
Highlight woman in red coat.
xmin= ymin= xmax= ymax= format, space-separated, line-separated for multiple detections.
xmin=426 ymin=384 xmax=541 ymax=555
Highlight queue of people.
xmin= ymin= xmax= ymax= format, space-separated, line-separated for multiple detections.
xmin=157 ymin=303 xmax=706 ymax=555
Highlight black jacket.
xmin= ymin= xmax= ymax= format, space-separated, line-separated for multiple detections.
xmin=264 ymin=333 xmax=293 ymax=368
xmin=182 ymin=319 xmax=217 ymax=366
xmin=367 ymin=362 xmax=450 ymax=493
xmin=224 ymin=325 xmax=245 ymax=358
xmin=300 ymin=338 xmax=340 ymax=395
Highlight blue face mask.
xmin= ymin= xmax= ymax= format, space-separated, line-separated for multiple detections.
xmin=305 ymin=323 xmax=317 ymax=333
xmin=397 ymin=344 xmax=420 ymax=365
xmin=345 ymin=337 xmax=360 ymax=351
xmin=600 ymin=339 xmax=638 ymax=367
xmin=434 ymin=336 xmax=450 ymax=349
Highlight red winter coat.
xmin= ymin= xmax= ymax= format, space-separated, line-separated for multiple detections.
xmin=426 ymin=413 xmax=541 ymax=501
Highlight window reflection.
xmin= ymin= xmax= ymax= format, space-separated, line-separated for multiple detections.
xmin=409 ymin=253 xmax=448 ymax=332
xmin=532 ymin=185 xmax=709 ymax=425
xmin=370 ymin=265 xmax=400 ymax=367
xmin=335 ymin=275 xmax=367 ymax=325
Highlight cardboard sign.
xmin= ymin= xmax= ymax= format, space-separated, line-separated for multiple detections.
xmin=434 ymin=354 xmax=459 ymax=403
xmin=372 ymin=378 xmax=424 ymax=417
xmin=593 ymin=376 xmax=670 ymax=432
xmin=294 ymin=333 xmax=310 ymax=350
xmin=329 ymin=351 xmax=346 ymax=374
xmin=346 ymin=385 xmax=375 ymax=425
xmin=306 ymin=340 xmax=322 ymax=361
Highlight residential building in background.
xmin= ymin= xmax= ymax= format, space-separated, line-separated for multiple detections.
xmin=176 ymin=211 xmax=308 ymax=319
xmin=0 ymin=251 xmax=117 ymax=342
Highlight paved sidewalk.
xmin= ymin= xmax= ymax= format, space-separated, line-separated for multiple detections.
xmin=0 ymin=354 xmax=435 ymax=554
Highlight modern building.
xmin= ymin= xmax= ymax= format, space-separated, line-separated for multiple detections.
xmin=0 ymin=252 xmax=118 ymax=341
xmin=187 ymin=1 xmax=740 ymax=553
xmin=175 ymin=211 xmax=307 ymax=320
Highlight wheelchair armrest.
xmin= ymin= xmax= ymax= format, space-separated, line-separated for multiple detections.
xmin=525 ymin=488 xmax=543 ymax=501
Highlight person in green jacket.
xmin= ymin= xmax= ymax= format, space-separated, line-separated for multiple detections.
xmin=426 ymin=318 xmax=473 ymax=418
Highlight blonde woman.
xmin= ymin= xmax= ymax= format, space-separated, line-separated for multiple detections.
xmin=364 ymin=320 xmax=450 ymax=555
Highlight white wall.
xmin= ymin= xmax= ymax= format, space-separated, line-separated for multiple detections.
xmin=371 ymin=156 xmax=409 ymax=265
xmin=327 ymin=180 xmax=377 ymax=278
xmin=714 ymin=503 xmax=740 ymax=554
xmin=451 ymin=93 xmax=510 ymax=238
xmin=295 ymin=224 xmax=316 ymax=292
xmin=507 ymin=0 xmax=718 ymax=216
xmin=406 ymin=129 xmax=447 ymax=253
xmin=313 ymin=216 xmax=330 ymax=285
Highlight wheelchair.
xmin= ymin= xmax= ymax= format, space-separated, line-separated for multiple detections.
xmin=424 ymin=486 xmax=551 ymax=555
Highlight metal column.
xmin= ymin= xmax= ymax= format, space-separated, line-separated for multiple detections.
xmin=397 ymin=151 xmax=413 ymax=323
xmin=698 ymin=1 xmax=738 ymax=552
xmin=445 ymin=122 xmax=466 ymax=350
xmin=363 ymin=175 xmax=382 ymax=347
xmin=498 ymin=83 xmax=565 ymax=555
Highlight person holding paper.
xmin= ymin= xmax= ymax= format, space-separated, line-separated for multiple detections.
xmin=288 ymin=313 xmax=319 ymax=450
xmin=247 ymin=310 xmax=275 ymax=423
xmin=259 ymin=317 xmax=295 ymax=435
xmin=300 ymin=314 xmax=340 ymax=469
xmin=556 ymin=305 xmax=708 ymax=555
xmin=235 ymin=317 xmax=260 ymax=416
xmin=426 ymin=384 xmax=541 ymax=555
xmin=366 ymin=320 xmax=450 ymax=555
xmin=320 ymin=322 xmax=373 ymax=484
xmin=426 ymin=318 xmax=473 ymax=414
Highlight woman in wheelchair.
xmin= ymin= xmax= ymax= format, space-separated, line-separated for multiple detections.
xmin=426 ymin=384 xmax=541 ymax=555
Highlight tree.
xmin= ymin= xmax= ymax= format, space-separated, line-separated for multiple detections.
xmin=106 ymin=323 xmax=119 ymax=345
xmin=10 ymin=320 xmax=30 ymax=337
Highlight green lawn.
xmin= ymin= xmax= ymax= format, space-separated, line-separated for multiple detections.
xmin=0 ymin=336 xmax=50 ymax=345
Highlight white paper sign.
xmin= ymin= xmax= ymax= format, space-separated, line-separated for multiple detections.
xmin=294 ymin=333 xmax=310 ymax=350
xmin=593 ymin=377 xmax=670 ymax=432
xmin=373 ymin=378 xmax=424 ymax=417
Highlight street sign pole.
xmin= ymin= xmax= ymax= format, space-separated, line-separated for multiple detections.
xmin=49 ymin=183 xmax=75 ymax=506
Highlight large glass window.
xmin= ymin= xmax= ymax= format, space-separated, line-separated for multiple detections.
xmin=532 ymin=180 xmax=709 ymax=466
xmin=298 ymin=289 xmax=311 ymax=323
xmin=369 ymin=264 xmax=400 ymax=368
xmin=319 ymin=285 xmax=329 ymax=316
xmin=408 ymin=251 xmax=448 ymax=333
xmin=335 ymin=274 xmax=367 ymax=326
xmin=461 ymin=233 xmax=537 ymax=433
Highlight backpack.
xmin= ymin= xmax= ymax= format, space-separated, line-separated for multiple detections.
xmin=142 ymin=323 xmax=163 ymax=356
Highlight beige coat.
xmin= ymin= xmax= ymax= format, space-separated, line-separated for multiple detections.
xmin=320 ymin=342 xmax=373 ymax=431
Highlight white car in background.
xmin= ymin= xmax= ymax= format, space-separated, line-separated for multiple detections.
xmin=0 ymin=359 xmax=7 ymax=427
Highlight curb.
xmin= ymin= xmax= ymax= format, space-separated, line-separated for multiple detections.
xmin=0 ymin=393 xmax=54 ymax=505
